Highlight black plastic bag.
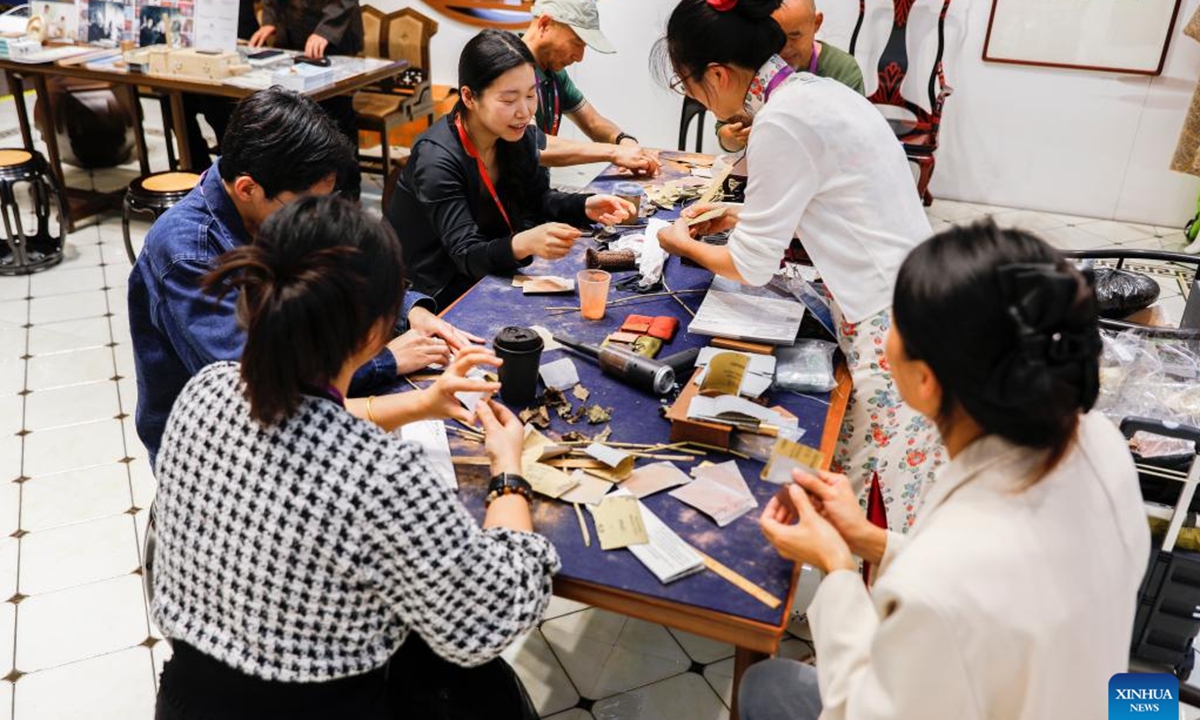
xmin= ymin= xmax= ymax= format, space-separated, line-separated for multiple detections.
xmin=1093 ymin=268 xmax=1161 ymax=319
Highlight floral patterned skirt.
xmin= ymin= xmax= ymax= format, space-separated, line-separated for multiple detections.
xmin=829 ymin=301 xmax=945 ymax=533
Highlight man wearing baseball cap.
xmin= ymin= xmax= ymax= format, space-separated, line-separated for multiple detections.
xmin=525 ymin=0 xmax=660 ymax=176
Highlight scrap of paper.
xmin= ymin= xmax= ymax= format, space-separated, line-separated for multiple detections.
xmin=590 ymin=493 xmax=649 ymax=550
xmin=530 ymin=325 xmax=563 ymax=351
xmin=523 ymin=462 xmax=580 ymax=499
xmin=694 ymin=460 xmax=754 ymax=497
xmin=583 ymin=442 xmax=635 ymax=480
xmin=620 ymin=461 xmax=691 ymax=499
xmin=560 ymin=470 xmax=613 ymax=506
xmin=523 ymin=276 xmax=576 ymax=294
xmin=761 ymin=437 xmax=826 ymax=485
xmin=539 ymin=357 xmax=580 ymax=392
xmin=453 ymin=366 xmax=492 ymax=413
xmin=672 ymin=461 xmax=757 ymax=527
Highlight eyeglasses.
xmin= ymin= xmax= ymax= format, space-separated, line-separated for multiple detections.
xmin=668 ymin=73 xmax=689 ymax=97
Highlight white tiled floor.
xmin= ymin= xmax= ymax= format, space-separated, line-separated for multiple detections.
xmin=0 ymin=90 xmax=1196 ymax=719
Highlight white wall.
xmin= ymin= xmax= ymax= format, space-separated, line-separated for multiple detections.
xmin=373 ymin=0 xmax=1200 ymax=227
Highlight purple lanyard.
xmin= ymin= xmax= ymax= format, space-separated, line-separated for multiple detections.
xmin=764 ymin=65 xmax=795 ymax=102
xmin=808 ymin=41 xmax=820 ymax=74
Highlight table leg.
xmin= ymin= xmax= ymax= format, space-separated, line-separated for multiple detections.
xmin=126 ymin=85 xmax=151 ymax=176
xmin=6 ymin=71 xmax=32 ymax=151
xmin=731 ymin=645 xmax=769 ymax=720
xmin=30 ymin=74 xmax=65 ymax=192
xmin=167 ymin=91 xmax=192 ymax=171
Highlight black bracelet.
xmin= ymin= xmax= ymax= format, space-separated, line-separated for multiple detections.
xmin=486 ymin=473 xmax=533 ymax=506
xmin=615 ymin=132 xmax=638 ymax=145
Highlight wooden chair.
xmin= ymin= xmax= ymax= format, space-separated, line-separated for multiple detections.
xmin=678 ymin=97 xmax=707 ymax=153
xmin=849 ymin=0 xmax=954 ymax=206
xmin=354 ymin=6 xmax=439 ymax=175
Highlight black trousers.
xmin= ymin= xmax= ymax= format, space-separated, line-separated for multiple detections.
xmin=155 ymin=634 xmax=537 ymax=720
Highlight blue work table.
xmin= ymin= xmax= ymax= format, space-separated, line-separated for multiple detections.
xmin=401 ymin=153 xmax=850 ymax=714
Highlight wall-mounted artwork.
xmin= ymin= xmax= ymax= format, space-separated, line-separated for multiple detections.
xmin=983 ymin=0 xmax=1184 ymax=76
xmin=422 ymin=0 xmax=533 ymax=30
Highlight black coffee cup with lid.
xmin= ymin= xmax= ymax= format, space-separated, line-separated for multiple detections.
xmin=493 ymin=326 xmax=544 ymax=405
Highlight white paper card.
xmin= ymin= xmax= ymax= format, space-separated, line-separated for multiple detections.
xmin=539 ymin=358 xmax=580 ymax=391
xmin=398 ymin=420 xmax=456 ymax=491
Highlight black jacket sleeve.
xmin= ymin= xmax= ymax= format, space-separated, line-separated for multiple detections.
xmin=411 ymin=143 xmax=528 ymax=281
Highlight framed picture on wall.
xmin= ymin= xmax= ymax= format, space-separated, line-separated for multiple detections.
xmin=983 ymin=0 xmax=1185 ymax=76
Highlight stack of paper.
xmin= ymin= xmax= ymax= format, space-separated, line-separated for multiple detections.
xmin=626 ymin=495 xmax=706 ymax=583
xmin=688 ymin=288 xmax=805 ymax=345
xmin=590 ymin=489 xmax=705 ymax=583
xmin=397 ymin=420 xmax=456 ymax=491
xmin=670 ymin=461 xmax=758 ymax=526
xmin=686 ymin=395 xmax=798 ymax=431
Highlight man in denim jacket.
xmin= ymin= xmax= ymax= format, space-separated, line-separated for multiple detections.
xmin=128 ymin=88 xmax=476 ymax=467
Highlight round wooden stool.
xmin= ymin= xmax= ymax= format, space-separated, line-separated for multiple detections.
xmin=0 ymin=149 xmax=67 ymax=276
xmin=122 ymin=171 xmax=201 ymax=264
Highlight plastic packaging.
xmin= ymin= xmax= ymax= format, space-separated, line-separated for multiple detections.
xmin=1097 ymin=330 xmax=1200 ymax=454
xmin=774 ymin=339 xmax=838 ymax=393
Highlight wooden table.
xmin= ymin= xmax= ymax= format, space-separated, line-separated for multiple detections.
xmin=0 ymin=52 xmax=407 ymax=229
xmin=416 ymin=154 xmax=851 ymax=718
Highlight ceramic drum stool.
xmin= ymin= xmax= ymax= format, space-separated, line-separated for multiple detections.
xmin=0 ymin=149 xmax=67 ymax=276
xmin=122 ymin=171 xmax=201 ymax=264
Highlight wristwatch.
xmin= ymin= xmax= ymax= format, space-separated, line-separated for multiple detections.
xmin=614 ymin=132 xmax=638 ymax=146
xmin=486 ymin=473 xmax=533 ymax=505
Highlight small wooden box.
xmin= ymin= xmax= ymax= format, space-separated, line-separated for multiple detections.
xmin=665 ymin=368 xmax=734 ymax=449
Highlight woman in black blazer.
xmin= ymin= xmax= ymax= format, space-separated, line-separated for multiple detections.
xmin=387 ymin=29 xmax=632 ymax=308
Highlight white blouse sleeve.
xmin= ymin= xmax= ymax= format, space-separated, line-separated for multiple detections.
xmin=726 ymin=115 xmax=820 ymax=286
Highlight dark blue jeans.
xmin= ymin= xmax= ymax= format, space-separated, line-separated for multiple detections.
xmin=739 ymin=658 xmax=823 ymax=720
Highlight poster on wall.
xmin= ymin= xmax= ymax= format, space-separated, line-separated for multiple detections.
xmin=983 ymin=0 xmax=1184 ymax=76
xmin=422 ymin=0 xmax=533 ymax=30
xmin=75 ymin=0 xmax=199 ymax=47
xmin=36 ymin=1 xmax=79 ymax=41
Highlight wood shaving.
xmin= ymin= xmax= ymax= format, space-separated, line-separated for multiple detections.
xmin=572 ymin=385 xmax=590 ymax=402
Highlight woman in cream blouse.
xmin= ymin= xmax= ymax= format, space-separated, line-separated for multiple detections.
xmin=655 ymin=0 xmax=941 ymax=532
xmin=739 ymin=220 xmax=1150 ymax=720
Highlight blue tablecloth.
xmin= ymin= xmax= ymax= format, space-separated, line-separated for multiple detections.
xmin=399 ymin=155 xmax=838 ymax=626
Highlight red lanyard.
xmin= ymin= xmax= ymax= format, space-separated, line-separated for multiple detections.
xmin=539 ymin=71 xmax=560 ymax=136
xmin=455 ymin=113 xmax=513 ymax=233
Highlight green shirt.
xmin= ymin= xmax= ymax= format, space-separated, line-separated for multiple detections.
xmin=534 ymin=66 xmax=586 ymax=137
xmin=815 ymin=42 xmax=865 ymax=95
xmin=715 ymin=42 xmax=866 ymax=149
